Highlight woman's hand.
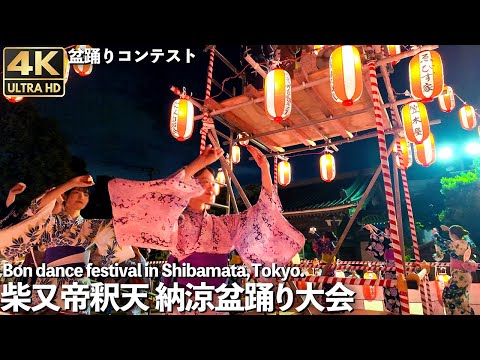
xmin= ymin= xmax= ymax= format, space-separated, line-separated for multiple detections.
xmin=68 ymin=175 xmax=95 ymax=188
xmin=440 ymin=225 xmax=450 ymax=232
xmin=198 ymin=145 xmax=224 ymax=167
xmin=184 ymin=145 xmax=224 ymax=178
xmin=6 ymin=182 xmax=27 ymax=207
xmin=246 ymin=145 xmax=269 ymax=170
xmin=247 ymin=145 xmax=273 ymax=196
xmin=9 ymin=182 xmax=27 ymax=196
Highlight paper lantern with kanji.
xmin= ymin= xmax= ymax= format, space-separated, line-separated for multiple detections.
xmin=72 ymin=45 xmax=94 ymax=77
xmin=231 ymin=144 xmax=241 ymax=164
xmin=319 ymin=153 xmax=336 ymax=182
xmin=459 ymin=104 xmax=477 ymax=130
xmin=264 ymin=68 xmax=292 ymax=122
xmin=386 ymin=45 xmax=401 ymax=66
xmin=362 ymin=270 xmax=377 ymax=301
xmin=170 ymin=98 xmax=194 ymax=141
xmin=409 ymin=50 xmax=444 ymax=102
xmin=277 ymin=160 xmax=291 ymax=187
xmin=438 ymin=85 xmax=455 ymax=113
xmin=414 ymin=133 xmax=436 ymax=167
xmin=4 ymin=95 xmax=24 ymax=103
xmin=395 ymin=138 xmax=412 ymax=170
xmin=402 ymin=101 xmax=430 ymax=144
xmin=329 ymin=45 xmax=363 ymax=106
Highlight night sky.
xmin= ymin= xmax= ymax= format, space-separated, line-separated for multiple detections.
xmin=25 ymin=44 xmax=480 ymax=186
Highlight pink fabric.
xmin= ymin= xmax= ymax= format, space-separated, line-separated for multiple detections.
xmin=108 ymin=169 xmax=305 ymax=267
xmin=450 ymin=257 xmax=478 ymax=272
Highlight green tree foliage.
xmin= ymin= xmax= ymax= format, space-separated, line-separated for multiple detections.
xmin=438 ymin=159 xmax=480 ymax=243
xmin=0 ymin=99 xmax=79 ymax=209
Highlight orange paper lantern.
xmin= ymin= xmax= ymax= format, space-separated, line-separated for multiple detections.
xmin=277 ymin=160 xmax=291 ymax=187
xmin=409 ymin=50 xmax=444 ymax=102
xmin=435 ymin=268 xmax=450 ymax=303
xmin=72 ymin=45 xmax=94 ymax=77
xmin=402 ymin=101 xmax=431 ymax=144
xmin=4 ymin=95 xmax=24 ymax=103
xmin=170 ymin=98 xmax=194 ymax=141
xmin=238 ymin=132 xmax=249 ymax=146
xmin=264 ymin=68 xmax=292 ymax=122
xmin=362 ymin=270 xmax=378 ymax=301
xmin=438 ymin=85 xmax=455 ymax=113
xmin=231 ymin=144 xmax=240 ymax=164
xmin=330 ymin=45 xmax=363 ymax=106
xmin=414 ymin=133 xmax=436 ymax=167
xmin=395 ymin=138 xmax=412 ymax=170
xmin=386 ymin=45 xmax=401 ymax=66
xmin=319 ymin=153 xmax=336 ymax=182
xmin=459 ymin=104 xmax=477 ymax=130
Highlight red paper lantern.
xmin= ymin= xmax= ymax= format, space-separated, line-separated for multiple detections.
xmin=438 ymin=85 xmax=455 ymax=113
xmin=277 ymin=160 xmax=291 ymax=187
xmin=395 ymin=138 xmax=412 ymax=170
xmin=4 ymin=95 xmax=24 ymax=103
xmin=72 ymin=45 xmax=94 ymax=77
xmin=459 ymin=104 xmax=477 ymax=130
xmin=414 ymin=133 xmax=436 ymax=167
xmin=319 ymin=152 xmax=336 ymax=182
xmin=362 ymin=270 xmax=377 ymax=301
xmin=330 ymin=45 xmax=363 ymax=106
xmin=264 ymin=68 xmax=292 ymax=122
xmin=170 ymin=98 xmax=194 ymax=141
xmin=402 ymin=101 xmax=430 ymax=144
xmin=409 ymin=50 xmax=444 ymax=102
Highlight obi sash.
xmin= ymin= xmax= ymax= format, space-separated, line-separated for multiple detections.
xmin=43 ymin=246 xmax=90 ymax=268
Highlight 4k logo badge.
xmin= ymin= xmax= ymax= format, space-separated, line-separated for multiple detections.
xmin=3 ymin=47 xmax=66 ymax=98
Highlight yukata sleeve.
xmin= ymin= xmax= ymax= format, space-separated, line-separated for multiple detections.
xmin=0 ymin=199 xmax=55 ymax=262
xmin=108 ymin=169 xmax=204 ymax=251
xmin=433 ymin=233 xmax=451 ymax=253
xmin=218 ymin=187 xmax=305 ymax=268
xmin=365 ymin=231 xmax=385 ymax=261
xmin=88 ymin=219 xmax=135 ymax=266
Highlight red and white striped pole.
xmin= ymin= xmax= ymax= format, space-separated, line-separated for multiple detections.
xmin=200 ymin=47 xmax=216 ymax=154
xmin=367 ymin=53 xmax=410 ymax=314
xmin=395 ymin=132 xmax=432 ymax=314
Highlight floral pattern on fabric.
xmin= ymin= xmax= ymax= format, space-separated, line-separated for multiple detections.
xmin=433 ymin=233 xmax=476 ymax=315
xmin=365 ymin=229 xmax=401 ymax=314
xmin=108 ymin=169 xmax=305 ymax=268
xmin=0 ymin=196 xmax=134 ymax=313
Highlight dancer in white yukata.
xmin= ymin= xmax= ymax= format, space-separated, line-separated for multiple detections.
xmin=0 ymin=175 xmax=135 ymax=314
xmin=108 ymin=144 xmax=306 ymax=315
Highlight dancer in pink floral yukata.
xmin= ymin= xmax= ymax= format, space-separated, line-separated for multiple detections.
xmin=108 ymin=144 xmax=305 ymax=314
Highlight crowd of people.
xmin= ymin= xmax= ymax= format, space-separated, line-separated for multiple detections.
xmin=1 ymin=144 xmax=478 ymax=315
xmin=0 ymin=144 xmax=305 ymax=315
